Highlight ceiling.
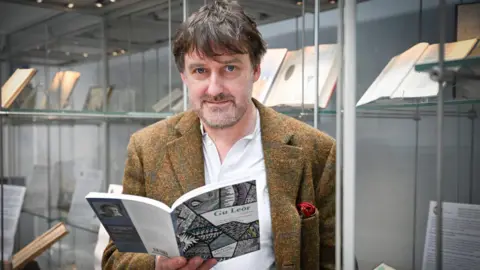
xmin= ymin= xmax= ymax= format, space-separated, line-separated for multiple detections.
xmin=0 ymin=0 xmax=362 ymax=67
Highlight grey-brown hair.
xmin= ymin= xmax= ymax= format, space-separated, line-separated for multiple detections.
xmin=172 ymin=0 xmax=267 ymax=73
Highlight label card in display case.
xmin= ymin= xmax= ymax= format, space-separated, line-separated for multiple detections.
xmin=422 ymin=201 xmax=480 ymax=270
xmin=1 ymin=185 xmax=26 ymax=260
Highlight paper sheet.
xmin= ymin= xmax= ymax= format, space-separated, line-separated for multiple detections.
xmin=422 ymin=201 xmax=480 ymax=270
xmin=67 ymin=167 xmax=103 ymax=229
xmin=1 ymin=184 xmax=26 ymax=260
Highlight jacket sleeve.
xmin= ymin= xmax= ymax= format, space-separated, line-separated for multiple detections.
xmin=102 ymin=134 xmax=156 ymax=270
xmin=317 ymin=141 xmax=336 ymax=270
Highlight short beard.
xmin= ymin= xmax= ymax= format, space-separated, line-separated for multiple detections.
xmin=193 ymin=93 xmax=247 ymax=129
xmin=196 ymin=103 xmax=247 ymax=129
xmin=200 ymin=107 xmax=244 ymax=129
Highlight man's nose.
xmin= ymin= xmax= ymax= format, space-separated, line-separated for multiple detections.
xmin=206 ymin=73 xmax=224 ymax=96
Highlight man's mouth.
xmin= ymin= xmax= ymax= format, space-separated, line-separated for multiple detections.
xmin=204 ymin=100 xmax=231 ymax=104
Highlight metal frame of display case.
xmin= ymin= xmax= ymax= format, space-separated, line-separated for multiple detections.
xmin=1 ymin=0 xmax=479 ymax=269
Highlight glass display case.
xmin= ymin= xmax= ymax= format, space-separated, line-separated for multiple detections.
xmin=1 ymin=0 xmax=479 ymax=269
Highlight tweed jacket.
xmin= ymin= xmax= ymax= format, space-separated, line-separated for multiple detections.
xmin=102 ymin=99 xmax=336 ymax=270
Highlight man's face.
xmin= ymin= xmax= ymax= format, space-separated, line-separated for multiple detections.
xmin=180 ymin=51 xmax=260 ymax=129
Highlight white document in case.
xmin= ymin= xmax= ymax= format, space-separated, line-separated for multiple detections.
xmin=392 ymin=38 xmax=478 ymax=99
xmin=252 ymin=48 xmax=288 ymax=103
xmin=422 ymin=201 xmax=480 ymax=270
xmin=94 ymin=184 xmax=123 ymax=270
xmin=67 ymin=168 xmax=103 ymax=229
xmin=265 ymin=44 xmax=338 ymax=109
xmin=23 ymin=165 xmax=58 ymax=214
xmin=356 ymin=42 xmax=429 ymax=106
xmin=1 ymin=185 xmax=27 ymax=260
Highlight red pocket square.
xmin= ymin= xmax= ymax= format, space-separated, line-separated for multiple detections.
xmin=296 ymin=202 xmax=316 ymax=218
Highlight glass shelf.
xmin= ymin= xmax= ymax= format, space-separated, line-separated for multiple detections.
xmin=22 ymin=207 xmax=99 ymax=234
xmin=359 ymin=97 xmax=480 ymax=109
xmin=0 ymin=97 xmax=478 ymax=125
xmin=0 ymin=108 xmax=174 ymax=125
xmin=415 ymin=55 xmax=480 ymax=72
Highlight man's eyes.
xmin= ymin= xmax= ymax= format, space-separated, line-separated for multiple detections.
xmin=194 ymin=68 xmax=206 ymax=74
xmin=193 ymin=66 xmax=236 ymax=74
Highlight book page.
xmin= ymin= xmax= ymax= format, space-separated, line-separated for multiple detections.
xmin=356 ymin=56 xmax=398 ymax=106
xmin=85 ymin=192 xmax=178 ymax=257
xmin=1 ymin=185 xmax=26 ymax=260
xmin=392 ymin=39 xmax=478 ymax=99
xmin=152 ymin=88 xmax=183 ymax=112
xmin=252 ymin=48 xmax=288 ymax=103
xmin=356 ymin=43 xmax=429 ymax=106
xmin=171 ymin=179 xmax=259 ymax=261
xmin=59 ymin=71 xmax=80 ymax=108
xmin=1 ymin=68 xmax=36 ymax=108
xmin=265 ymin=44 xmax=337 ymax=108
xmin=374 ymin=263 xmax=396 ymax=270
xmin=417 ymin=38 xmax=478 ymax=65
xmin=94 ymin=184 xmax=123 ymax=270
xmin=422 ymin=201 xmax=480 ymax=270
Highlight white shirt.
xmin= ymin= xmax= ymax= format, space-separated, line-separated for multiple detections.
xmin=201 ymin=109 xmax=276 ymax=270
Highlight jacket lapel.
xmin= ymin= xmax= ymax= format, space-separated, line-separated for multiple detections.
xmin=165 ymin=111 xmax=206 ymax=195
xmin=255 ymin=100 xmax=305 ymax=269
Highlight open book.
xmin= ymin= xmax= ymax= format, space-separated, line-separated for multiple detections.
xmin=1 ymin=68 xmax=37 ymax=108
xmin=11 ymin=222 xmax=69 ymax=270
xmin=265 ymin=44 xmax=339 ymax=109
xmin=48 ymin=70 xmax=80 ymax=109
xmin=252 ymin=48 xmax=288 ymax=103
xmin=152 ymin=88 xmax=184 ymax=113
xmin=85 ymin=178 xmax=259 ymax=261
xmin=356 ymin=38 xmax=479 ymax=106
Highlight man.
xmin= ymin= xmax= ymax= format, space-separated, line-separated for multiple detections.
xmin=102 ymin=0 xmax=336 ymax=269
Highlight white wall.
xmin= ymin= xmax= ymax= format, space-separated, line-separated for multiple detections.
xmin=3 ymin=0 xmax=480 ymax=269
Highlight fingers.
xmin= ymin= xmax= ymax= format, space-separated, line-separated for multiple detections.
xmin=178 ymin=257 xmax=217 ymax=270
xmin=197 ymin=259 xmax=218 ymax=270
xmin=179 ymin=256 xmax=203 ymax=270
xmin=156 ymin=256 xmax=187 ymax=270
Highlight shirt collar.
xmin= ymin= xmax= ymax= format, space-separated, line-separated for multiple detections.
xmin=200 ymin=108 xmax=260 ymax=140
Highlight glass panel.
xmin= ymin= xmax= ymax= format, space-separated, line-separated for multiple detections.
xmin=352 ymin=1 xmax=480 ymax=270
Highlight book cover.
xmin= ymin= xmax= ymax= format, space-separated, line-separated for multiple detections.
xmin=171 ymin=180 xmax=259 ymax=261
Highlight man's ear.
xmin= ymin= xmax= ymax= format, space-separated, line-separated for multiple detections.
xmin=180 ymin=72 xmax=186 ymax=83
xmin=253 ymin=64 xmax=261 ymax=82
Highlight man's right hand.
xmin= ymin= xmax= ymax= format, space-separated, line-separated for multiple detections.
xmin=156 ymin=256 xmax=217 ymax=270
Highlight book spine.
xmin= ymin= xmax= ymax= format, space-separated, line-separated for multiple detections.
xmin=170 ymin=210 xmax=184 ymax=257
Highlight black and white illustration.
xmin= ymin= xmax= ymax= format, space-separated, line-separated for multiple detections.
xmin=172 ymin=180 xmax=259 ymax=261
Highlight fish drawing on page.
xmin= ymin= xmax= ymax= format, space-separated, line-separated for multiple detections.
xmin=172 ymin=180 xmax=260 ymax=261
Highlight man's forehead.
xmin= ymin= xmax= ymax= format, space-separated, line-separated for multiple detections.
xmin=185 ymin=50 xmax=247 ymax=64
